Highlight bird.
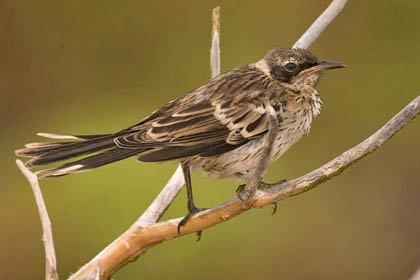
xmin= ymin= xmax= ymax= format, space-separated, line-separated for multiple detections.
xmin=15 ymin=47 xmax=345 ymax=232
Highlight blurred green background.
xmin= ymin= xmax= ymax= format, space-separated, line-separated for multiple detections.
xmin=2 ymin=0 xmax=420 ymax=279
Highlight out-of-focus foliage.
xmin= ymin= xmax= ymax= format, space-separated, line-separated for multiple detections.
xmin=1 ymin=1 xmax=419 ymax=279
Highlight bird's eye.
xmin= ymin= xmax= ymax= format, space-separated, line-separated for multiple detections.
xmin=285 ymin=62 xmax=298 ymax=72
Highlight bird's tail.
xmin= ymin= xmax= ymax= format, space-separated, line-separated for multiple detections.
xmin=15 ymin=133 xmax=146 ymax=178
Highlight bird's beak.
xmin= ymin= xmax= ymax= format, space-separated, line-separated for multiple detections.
xmin=300 ymin=60 xmax=346 ymax=75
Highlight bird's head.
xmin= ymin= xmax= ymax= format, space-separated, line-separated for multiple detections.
xmin=259 ymin=48 xmax=345 ymax=91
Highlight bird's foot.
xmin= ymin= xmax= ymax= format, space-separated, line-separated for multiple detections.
xmin=236 ymin=180 xmax=286 ymax=214
xmin=258 ymin=180 xmax=287 ymax=215
xmin=177 ymin=205 xmax=208 ymax=241
xmin=236 ymin=180 xmax=286 ymax=199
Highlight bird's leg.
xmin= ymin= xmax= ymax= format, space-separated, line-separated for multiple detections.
xmin=259 ymin=179 xmax=287 ymax=215
xmin=177 ymin=163 xmax=207 ymax=240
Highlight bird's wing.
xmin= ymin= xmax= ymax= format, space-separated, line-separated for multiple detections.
xmin=114 ymin=66 xmax=281 ymax=162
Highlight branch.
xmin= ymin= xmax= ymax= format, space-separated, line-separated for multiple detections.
xmin=136 ymin=165 xmax=184 ymax=225
xmin=69 ymin=95 xmax=420 ymax=279
xmin=16 ymin=160 xmax=59 ymax=280
xmin=293 ymin=0 xmax=348 ymax=49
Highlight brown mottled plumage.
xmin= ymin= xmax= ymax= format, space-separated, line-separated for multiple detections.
xmin=15 ymin=48 xmax=345 ymax=231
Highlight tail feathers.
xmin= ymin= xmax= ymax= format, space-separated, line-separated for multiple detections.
xmin=36 ymin=132 xmax=112 ymax=140
xmin=36 ymin=147 xmax=145 ymax=178
xmin=16 ymin=134 xmax=117 ymax=167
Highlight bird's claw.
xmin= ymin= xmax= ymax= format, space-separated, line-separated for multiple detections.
xmin=177 ymin=206 xmax=208 ymax=241
xmin=258 ymin=180 xmax=286 ymax=215
xmin=236 ymin=180 xmax=285 ymax=215
xmin=236 ymin=184 xmax=246 ymax=201
xmin=271 ymin=202 xmax=278 ymax=215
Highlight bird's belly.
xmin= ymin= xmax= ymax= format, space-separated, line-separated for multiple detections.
xmin=188 ymin=119 xmax=309 ymax=181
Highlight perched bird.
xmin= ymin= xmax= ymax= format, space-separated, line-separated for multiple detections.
xmin=15 ymin=48 xmax=345 ymax=231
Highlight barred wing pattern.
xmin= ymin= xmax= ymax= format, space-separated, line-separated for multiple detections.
xmin=114 ymin=65 xmax=282 ymax=162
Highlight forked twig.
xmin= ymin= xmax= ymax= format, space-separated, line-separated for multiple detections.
xmin=16 ymin=160 xmax=59 ymax=280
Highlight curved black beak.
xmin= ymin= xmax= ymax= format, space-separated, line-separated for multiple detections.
xmin=314 ymin=60 xmax=346 ymax=72
xmin=300 ymin=60 xmax=346 ymax=75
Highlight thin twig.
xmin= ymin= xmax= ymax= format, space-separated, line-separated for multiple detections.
xmin=16 ymin=160 xmax=59 ymax=280
xmin=136 ymin=165 xmax=184 ymax=225
xmin=211 ymin=6 xmax=221 ymax=78
xmin=293 ymin=0 xmax=348 ymax=49
xmin=69 ymin=96 xmax=420 ymax=280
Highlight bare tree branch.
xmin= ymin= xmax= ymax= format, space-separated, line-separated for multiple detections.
xmin=16 ymin=160 xmax=59 ymax=280
xmin=68 ymin=95 xmax=420 ymax=280
xmin=293 ymin=0 xmax=348 ymax=49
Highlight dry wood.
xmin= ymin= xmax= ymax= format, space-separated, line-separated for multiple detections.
xmin=16 ymin=160 xmax=59 ymax=280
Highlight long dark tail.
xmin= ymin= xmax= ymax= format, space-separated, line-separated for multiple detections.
xmin=15 ymin=133 xmax=146 ymax=178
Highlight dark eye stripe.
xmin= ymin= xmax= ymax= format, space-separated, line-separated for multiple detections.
xmin=301 ymin=62 xmax=317 ymax=71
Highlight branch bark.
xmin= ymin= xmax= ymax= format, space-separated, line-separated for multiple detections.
xmin=16 ymin=160 xmax=59 ymax=280
xmin=69 ymin=95 xmax=420 ymax=280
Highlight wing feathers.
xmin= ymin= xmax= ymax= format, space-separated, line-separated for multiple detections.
xmin=116 ymin=66 xmax=281 ymax=162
